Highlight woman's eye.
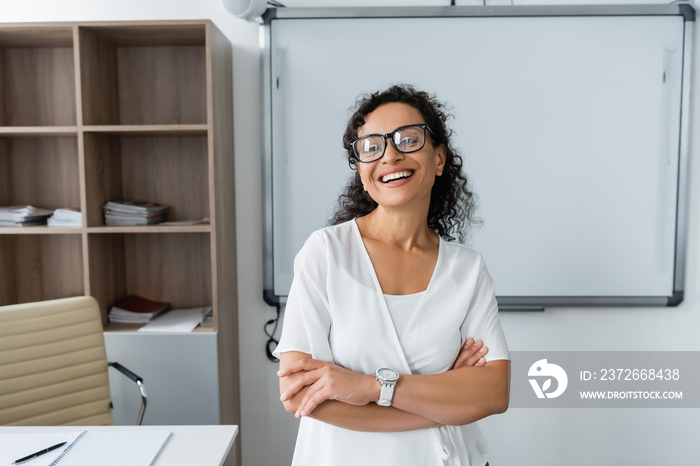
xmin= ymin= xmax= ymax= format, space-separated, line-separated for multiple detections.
xmin=398 ymin=137 xmax=418 ymax=147
xmin=360 ymin=138 xmax=383 ymax=154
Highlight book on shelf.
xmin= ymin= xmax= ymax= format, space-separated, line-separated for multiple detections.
xmin=108 ymin=295 xmax=171 ymax=324
xmin=48 ymin=207 xmax=82 ymax=227
xmin=103 ymin=200 xmax=169 ymax=226
xmin=0 ymin=205 xmax=53 ymax=226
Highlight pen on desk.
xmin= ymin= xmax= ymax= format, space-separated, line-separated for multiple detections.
xmin=12 ymin=441 xmax=67 ymax=465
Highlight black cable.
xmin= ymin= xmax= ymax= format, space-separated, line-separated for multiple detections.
xmin=264 ymin=303 xmax=282 ymax=362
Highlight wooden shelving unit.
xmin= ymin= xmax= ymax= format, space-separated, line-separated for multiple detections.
xmin=0 ymin=20 xmax=239 ymax=445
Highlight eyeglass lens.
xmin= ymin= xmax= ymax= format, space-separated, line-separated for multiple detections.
xmin=354 ymin=125 xmax=426 ymax=162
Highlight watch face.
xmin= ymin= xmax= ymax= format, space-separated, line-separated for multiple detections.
xmin=377 ymin=368 xmax=399 ymax=382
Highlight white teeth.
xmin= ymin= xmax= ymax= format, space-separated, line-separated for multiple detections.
xmin=381 ymin=170 xmax=413 ymax=183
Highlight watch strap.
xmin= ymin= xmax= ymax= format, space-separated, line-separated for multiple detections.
xmin=378 ymin=382 xmax=395 ymax=406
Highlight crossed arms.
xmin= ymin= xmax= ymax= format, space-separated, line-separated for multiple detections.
xmin=278 ymin=338 xmax=510 ymax=432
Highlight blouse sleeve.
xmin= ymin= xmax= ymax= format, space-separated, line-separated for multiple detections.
xmin=272 ymin=231 xmax=334 ymax=362
xmin=459 ymin=258 xmax=510 ymax=362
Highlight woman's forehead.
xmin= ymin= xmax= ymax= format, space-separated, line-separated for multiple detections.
xmin=358 ymin=103 xmax=425 ymax=136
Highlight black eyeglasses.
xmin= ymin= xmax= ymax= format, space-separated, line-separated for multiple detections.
xmin=351 ymin=124 xmax=434 ymax=163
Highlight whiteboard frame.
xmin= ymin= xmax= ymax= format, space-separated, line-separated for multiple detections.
xmin=260 ymin=4 xmax=694 ymax=310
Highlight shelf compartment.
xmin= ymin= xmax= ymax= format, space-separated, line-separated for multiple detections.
xmin=87 ymin=232 xmax=213 ymax=325
xmin=83 ymin=132 xmax=210 ymax=227
xmin=78 ymin=24 xmax=207 ymax=126
xmin=0 ymin=135 xmax=80 ymax=210
xmin=0 ymin=26 xmax=77 ymax=127
xmin=0 ymin=233 xmax=84 ymax=306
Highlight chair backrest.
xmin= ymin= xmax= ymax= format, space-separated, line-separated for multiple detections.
xmin=0 ymin=296 xmax=114 ymax=425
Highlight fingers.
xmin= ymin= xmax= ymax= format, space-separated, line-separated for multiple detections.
xmin=452 ymin=338 xmax=477 ymax=369
xmin=295 ymin=379 xmax=328 ymax=417
xmin=452 ymin=338 xmax=489 ymax=369
xmin=470 ymin=342 xmax=489 ymax=367
xmin=278 ymin=357 xmax=327 ymax=377
xmin=286 ymin=367 xmax=374 ymax=417
xmin=280 ymin=369 xmax=322 ymax=402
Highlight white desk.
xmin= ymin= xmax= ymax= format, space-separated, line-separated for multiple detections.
xmin=0 ymin=425 xmax=237 ymax=466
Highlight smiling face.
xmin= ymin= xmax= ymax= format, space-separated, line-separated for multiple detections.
xmin=356 ymin=102 xmax=446 ymax=212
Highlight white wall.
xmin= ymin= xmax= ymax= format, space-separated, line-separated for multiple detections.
xmin=4 ymin=1 xmax=700 ymax=465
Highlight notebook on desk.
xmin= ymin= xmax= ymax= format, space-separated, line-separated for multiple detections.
xmin=0 ymin=430 xmax=170 ymax=466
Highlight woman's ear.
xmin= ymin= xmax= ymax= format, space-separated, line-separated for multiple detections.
xmin=436 ymin=144 xmax=447 ymax=176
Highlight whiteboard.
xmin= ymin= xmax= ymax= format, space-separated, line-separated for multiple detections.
xmin=262 ymin=5 xmax=693 ymax=308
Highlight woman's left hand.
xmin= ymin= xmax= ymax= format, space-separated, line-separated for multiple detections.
xmin=452 ymin=337 xmax=488 ymax=370
xmin=278 ymin=358 xmax=378 ymax=418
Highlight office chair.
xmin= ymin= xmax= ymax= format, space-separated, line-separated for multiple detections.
xmin=0 ymin=296 xmax=147 ymax=426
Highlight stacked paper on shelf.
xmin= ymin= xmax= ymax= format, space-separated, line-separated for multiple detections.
xmin=103 ymin=200 xmax=169 ymax=226
xmin=159 ymin=218 xmax=210 ymax=226
xmin=48 ymin=207 xmax=83 ymax=227
xmin=108 ymin=295 xmax=171 ymax=324
xmin=138 ymin=306 xmax=213 ymax=332
xmin=0 ymin=205 xmax=53 ymax=227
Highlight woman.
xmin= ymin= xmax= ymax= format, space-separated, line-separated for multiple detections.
xmin=274 ymin=84 xmax=510 ymax=466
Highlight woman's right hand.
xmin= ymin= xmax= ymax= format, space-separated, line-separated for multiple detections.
xmin=451 ymin=337 xmax=488 ymax=369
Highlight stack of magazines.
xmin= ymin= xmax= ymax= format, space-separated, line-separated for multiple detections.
xmin=0 ymin=205 xmax=53 ymax=227
xmin=103 ymin=200 xmax=169 ymax=226
xmin=108 ymin=295 xmax=171 ymax=324
xmin=48 ymin=208 xmax=82 ymax=227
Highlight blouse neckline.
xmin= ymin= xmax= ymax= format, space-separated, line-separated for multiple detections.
xmin=384 ymin=290 xmax=427 ymax=299
xmin=351 ymin=218 xmax=443 ymax=343
xmin=350 ymin=218 xmax=443 ymax=296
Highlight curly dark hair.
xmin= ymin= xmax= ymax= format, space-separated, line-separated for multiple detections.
xmin=329 ymin=84 xmax=480 ymax=242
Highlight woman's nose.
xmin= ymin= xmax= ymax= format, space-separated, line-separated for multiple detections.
xmin=382 ymin=141 xmax=405 ymax=163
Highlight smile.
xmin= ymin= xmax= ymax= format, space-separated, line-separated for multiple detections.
xmin=380 ymin=170 xmax=414 ymax=184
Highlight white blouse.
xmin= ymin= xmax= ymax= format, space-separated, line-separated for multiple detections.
xmin=384 ymin=291 xmax=424 ymax=340
xmin=274 ymin=219 xmax=509 ymax=466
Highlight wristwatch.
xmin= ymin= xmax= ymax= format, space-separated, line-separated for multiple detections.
xmin=374 ymin=367 xmax=400 ymax=407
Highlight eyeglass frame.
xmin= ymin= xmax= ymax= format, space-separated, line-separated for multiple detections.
xmin=350 ymin=123 xmax=436 ymax=164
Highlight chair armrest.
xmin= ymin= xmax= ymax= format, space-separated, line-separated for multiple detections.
xmin=109 ymin=362 xmax=148 ymax=425
xmin=110 ymin=362 xmax=143 ymax=383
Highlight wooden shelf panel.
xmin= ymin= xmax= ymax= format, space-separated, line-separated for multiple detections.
xmin=0 ymin=225 xmax=211 ymax=234
xmin=0 ymin=127 xmax=78 ymax=136
xmin=88 ymin=225 xmax=211 ymax=234
xmin=83 ymin=124 xmax=208 ymax=136
xmin=0 ymin=26 xmax=74 ymax=47
xmin=0 ymin=227 xmax=82 ymax=235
